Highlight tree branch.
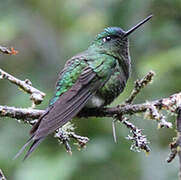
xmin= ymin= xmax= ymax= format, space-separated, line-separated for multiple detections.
xmin=54 ymin=123 xmax=89 ymax=154
xmin=1 ymin=91 xmax=180 ymax=123
xmin=121 ymin=116 xmax=150 ymax=153
xmin=125 ymin=71 xmax=155 ymax=104
xmin=78 ymin=92 xmax=179 ymax=127
xmin=166 ymin=107 xmax=181 ymax=179
xmin=0 ymin=105 xmax=43 ymax=121
xmin=0 ymin=68 xmax=45 ymax=106
xmin=0 ymin=45 xmax=18 ymax=55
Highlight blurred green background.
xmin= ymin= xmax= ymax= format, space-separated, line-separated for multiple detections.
xmin=0 ymin=0 xmax=181 ymax=179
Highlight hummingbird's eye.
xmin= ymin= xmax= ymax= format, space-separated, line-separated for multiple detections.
xmin=103 ymin=36 xmax=111 ymax=43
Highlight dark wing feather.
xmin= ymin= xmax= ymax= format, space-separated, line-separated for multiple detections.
xmin=23 ymin=137 xmax=44 ymax=161
xmin=33 ymin=67 xmax=101 ymax=140
xmin=30 ymin=107 xmax=52 ymax=135
xmin=13 ymin=135 xmax=35 ymax=160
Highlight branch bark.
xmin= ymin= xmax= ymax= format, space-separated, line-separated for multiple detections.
xmin=0 ymin=92 xmax=180 ymax=123
xmin=0 ymin=68 xmax=45 ymax=106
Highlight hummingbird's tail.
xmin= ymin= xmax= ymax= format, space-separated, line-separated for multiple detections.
xmin=14 ymin=108 xmax=51 ymax=160
xmin=23 ymin=137 xmax=44 ymax=160
xmin=14 ymin=135 xmax=44 ymax=160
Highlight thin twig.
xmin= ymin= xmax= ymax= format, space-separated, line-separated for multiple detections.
xmin=0 ymin=169 xmax=6 ymax=180
xmin=145 ymin=104 xmax=172 ymax=128
xmin=54 ymin=122 xmax=89 ymax=153
xmin=177 ymin=107 xmax=181 ymax=180
xmin=124 ymin=120 xmax=150 ymax=153
xmin=167 ymin=107 xmax=181 ymax=166
xmin=167 ymin=140 xmax=177 ymax=163
xmin=116 ymin=116 xmax=150 ymax=153
xmin=0 ymin=68 xmax=45 ymax=106
xmin=125 ymin=71 xmax=155 ymax=104
xmin=69 ymin=132 xmax=89 ymax=149
xmin=0 ymin=105 xmax=43 ymax=120
xmin=167 ymin=107 xmax=181 ymax=179
xmin=0 ymin=45 xmax=18 ymax=55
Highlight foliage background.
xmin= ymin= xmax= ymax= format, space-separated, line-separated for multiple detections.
xmin=0 ymin=0 xmax=181 ymax=179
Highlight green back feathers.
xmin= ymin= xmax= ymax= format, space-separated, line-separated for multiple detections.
xmin=49 ymin=59 xmax=87 ymax=105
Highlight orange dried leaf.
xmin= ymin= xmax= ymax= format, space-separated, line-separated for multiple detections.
xmin=10 ymin=47 xmax=18 ymax=55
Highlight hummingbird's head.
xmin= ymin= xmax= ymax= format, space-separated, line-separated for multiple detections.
xmin=90 ymin=27 xmax=129 ymax=58
xmin=89 ymin=15 xmax=153 ymax=61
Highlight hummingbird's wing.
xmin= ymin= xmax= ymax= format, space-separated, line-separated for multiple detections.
xmin=33 ymin=66 xmax=103 ymax=140
xmin=32 ymin=53 xmax=115 ymax=139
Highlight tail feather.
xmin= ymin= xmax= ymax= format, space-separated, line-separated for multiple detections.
xmin=14 ymin=108 xmax=50 ymax=160
xmin=30 ymin=107 xmax=51 ymax=135
xmin=14 ymin=135 xmax=44 ymax=160
xmin=23 ymin=137 xmax=44 ymax=160
xmin=13 ymin=135 xmax=34 ymax=160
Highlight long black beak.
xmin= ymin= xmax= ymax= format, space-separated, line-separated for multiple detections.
xmin=123 ymin=15 xmax=153 ymax=38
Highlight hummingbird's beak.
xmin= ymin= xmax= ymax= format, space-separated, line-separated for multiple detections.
xmin=123 ymin=15 xmax=153 ymax=38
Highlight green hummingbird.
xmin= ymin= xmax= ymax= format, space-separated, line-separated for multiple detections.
xmin=16 ymin=15 xmax=152 ymax=160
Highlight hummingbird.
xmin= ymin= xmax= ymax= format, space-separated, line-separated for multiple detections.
xmin=15 ymin=15 xmax=152 ymax=160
